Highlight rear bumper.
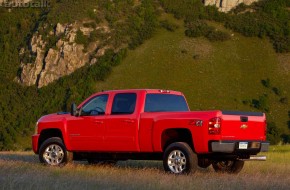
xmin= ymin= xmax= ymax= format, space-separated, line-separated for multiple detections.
xmin=210 ymin=141 xmax=269 ymax=153
xmin=32 ymin=134 xmax=40 ymax=154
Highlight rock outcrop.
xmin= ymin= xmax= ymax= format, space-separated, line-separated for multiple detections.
xmin=17 ymin=22 xmax=111 ymax=88
xmin=204 ymin=0 xmax=259 ymax=12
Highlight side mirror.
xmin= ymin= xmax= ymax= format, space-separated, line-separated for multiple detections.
xmin=71 ymin=103 xmax=77 ymax=116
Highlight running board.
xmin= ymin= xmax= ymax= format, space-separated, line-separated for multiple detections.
xmin=241 ymin=155 xmax=266 ymax=161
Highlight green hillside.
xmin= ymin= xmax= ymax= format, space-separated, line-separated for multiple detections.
xmin=95 ymin=15 xmax=289 ymax=139
xmin=0 ymin=0 xmax=289 ymax=150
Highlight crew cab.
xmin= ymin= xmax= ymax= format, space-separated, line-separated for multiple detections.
xmin=32 ymin=89 xmax=269 ymax=174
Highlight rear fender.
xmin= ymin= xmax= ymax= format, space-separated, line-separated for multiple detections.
xmin=152 ymin=119 xmax=194 ymax=152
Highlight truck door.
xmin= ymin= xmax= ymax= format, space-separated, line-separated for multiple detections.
xmin=67 ymin=94 xmax=108 ymax=151
xmin=104 ymin=93 xmax=139 ymax=152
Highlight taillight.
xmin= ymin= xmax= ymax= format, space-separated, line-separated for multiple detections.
xmin=208 ymin=117 xmax=221 ymax=135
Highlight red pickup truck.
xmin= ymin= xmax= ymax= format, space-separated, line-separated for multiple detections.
xmin=32 ymin=89 xmax=269 ymax=174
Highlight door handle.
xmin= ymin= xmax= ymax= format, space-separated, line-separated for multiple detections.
xmin=123 ymin=119 xmax=135 ymax=123
xmin=94 ymin=120 xmax=104 ymax=124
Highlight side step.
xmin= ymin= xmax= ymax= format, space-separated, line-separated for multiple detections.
xmin=241 ymin=155 xmax=266 ymax=161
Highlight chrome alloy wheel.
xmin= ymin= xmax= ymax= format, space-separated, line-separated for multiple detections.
xmin=43 ymin=144 xmax=64 ymax=165
xmin=167 ymin=150 xmax=187 ymax=174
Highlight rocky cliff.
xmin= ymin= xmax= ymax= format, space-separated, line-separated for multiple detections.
xmin=17 ymin=22 xmax=112 ymax=88
xmin=204 ymin=0 xmax=259 ymax=12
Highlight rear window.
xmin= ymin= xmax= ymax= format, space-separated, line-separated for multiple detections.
xmin=145 ymin=94 xmax=189 ymax=112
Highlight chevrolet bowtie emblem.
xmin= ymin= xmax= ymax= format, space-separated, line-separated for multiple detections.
xmin=241 ymin=124 xmax=248 ymax=129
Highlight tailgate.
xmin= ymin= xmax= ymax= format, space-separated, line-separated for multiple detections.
xmin=220 ymin=111 xmax=266 ymax=141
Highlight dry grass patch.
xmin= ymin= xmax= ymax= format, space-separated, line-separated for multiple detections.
xmin=0 ymin=147 xmax=290 ymax=190
xmin=277 ymin=53 xmax=290 ymax=75
xmin=179 ymin=37 xmax=213 ymax=60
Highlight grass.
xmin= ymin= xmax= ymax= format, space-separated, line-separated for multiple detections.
xmin=0 ymin=146 xmax=290 ymax=190
xmin=93 ymin=14 xmax=290 ymax=134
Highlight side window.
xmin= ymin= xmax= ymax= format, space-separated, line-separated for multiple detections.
xmin=81 ymin=94 xmax=108 ymax=116
xmin=111 ymin=93 xmax=137 ymax=115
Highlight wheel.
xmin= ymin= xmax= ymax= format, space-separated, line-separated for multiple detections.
xmin=163 ymin=142 xmax=198 ymax=174
xmin=39 ymin=137 xmax=72 ymax=166
xmin=88 ymin=159 xmax=117 ymax=166
xmin=212 ymin=160 xmax=244 ymax=174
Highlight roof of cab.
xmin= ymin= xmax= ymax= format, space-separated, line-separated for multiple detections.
xmin=101 ymin=89 xmax=183 ymax=95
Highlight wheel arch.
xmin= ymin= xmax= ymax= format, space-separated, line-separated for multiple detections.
xmin=37 ymin=128 xmax=64 ymax=153
xmin=161 ymin=128 xmax=194 ymax=152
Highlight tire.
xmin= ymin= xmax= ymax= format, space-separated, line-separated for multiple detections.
xmin=163 ymin=142 xmax=198 ymax=174
xmin=212 ymin=160 xmax=244 ymax=174
xmin=39 ymin=137 xmax=72 ymax=166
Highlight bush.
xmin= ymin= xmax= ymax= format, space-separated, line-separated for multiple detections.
xmin=281 ymin=134 xmax=290 ymax=144
xmin=267 ymin=122 xmax=282 ymax=145
xmin=89 ymin=30 xmax=98 ymax=42
xmin=280 ymin=97 xmax=288 ymax=104
xmin=75 ymin=29 xmax=89 ymax=48
xmin=128 ymin=0 xmax=158 ymax=49
xmin=185 ymin=20 xmax=213 ymax=38
xmin=185 ymin=20 xmax=230 ymax=42
xmin=160 ymin=20 xmax=179 ymax=32
xmin=251 ymin=95 xmax=269 ymax=112
xmin=272 ymin=87 xmax=281 ymax=96
xmin=261 ymin=78 xmax=271 ymax=88
xmin=160 ymin=0 xmax=205 ymax=20
xmin=272 ymin=36 xmax=290 ymax=53
xmin=205 ymin=30 xmax=231 ymax=42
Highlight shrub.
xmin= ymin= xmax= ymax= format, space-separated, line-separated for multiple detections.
xmin=272 ymin=36 xmax=290 ymax=53
xmin=251 ymin=95 xmax=269 ymax=112
xmin=280 ymin=97 xmax=288 ymax=104
xmin=272 ymin=87 xmax=281 ymax=96
xmin=160 ymin=20 xmax=179 ymax=32
xmin=185 ymin=20 xmax=213 ymax=38
xmin=266 ymin=122 xmax=282 ymax=145
xmin=281 ymin=134 xmax=290 ymax=144
xmin=89 ymin=30 xmax=98 ymax=42
xmin=75 ymin=29 xmax=89 ymax=48
xmin=242 ymin=99 xmax=251 ymax=105
xmin=185 ymin=20 xmax=230 ymax=42
xmin=205 ymin=30 xmax=231 ymax=42
xmin=261 ymin=78 xmax=271 ymax=88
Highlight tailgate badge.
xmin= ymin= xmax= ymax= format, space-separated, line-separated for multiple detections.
xmin=241 ymin=124 xmax=248 ymax=129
